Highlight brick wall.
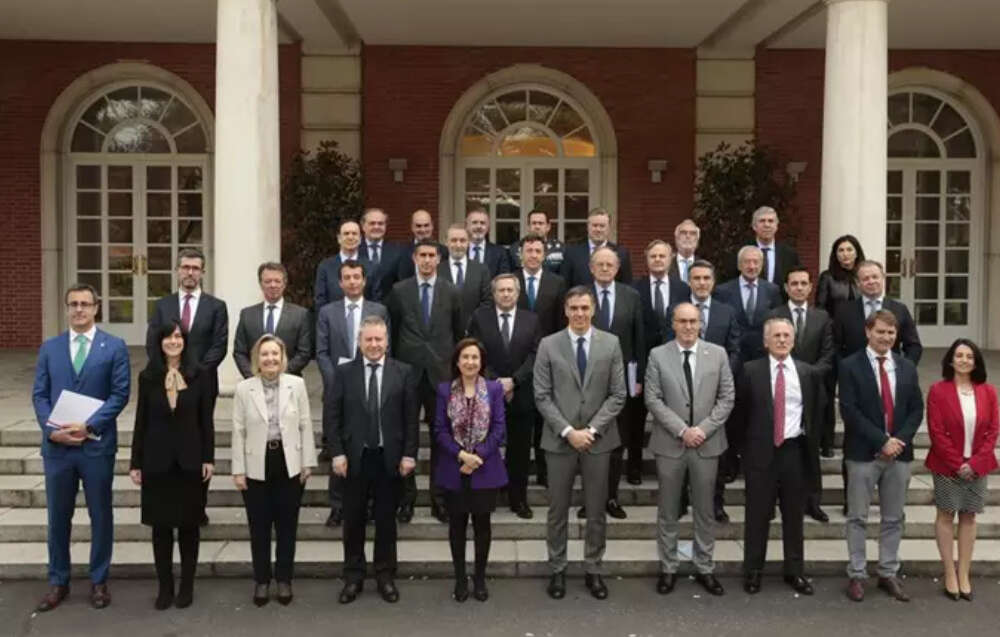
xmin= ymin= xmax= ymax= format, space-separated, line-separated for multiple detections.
xmin=362 ymin=46 xmax=697 ymax=268
xmin=0 ymin=40 xmax=301 ymax=348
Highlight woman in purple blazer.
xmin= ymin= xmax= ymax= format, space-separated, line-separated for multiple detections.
xmin=434 ymin=337 xmax=508 ymax=603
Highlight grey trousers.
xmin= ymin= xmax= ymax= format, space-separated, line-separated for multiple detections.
xmin=655 ymin=453 xmax=718 ymax=574
xmin=845 ymin=458 xmax=911 ymax=579
xmin=546 ymin=450 xmax=611 ymax=575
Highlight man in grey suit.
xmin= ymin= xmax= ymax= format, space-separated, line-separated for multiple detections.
xmin=645 ymin=303 xmax=734 ymax=597
xmin=534 ymin=286 xmax=626 ymax=601
xmin=316 ymin=259 xmax=390 ymax=526
xmin=437 ymin=223 xmax=491 ymax=331
xmin=233 ymin=262 xmax=312 ymax=378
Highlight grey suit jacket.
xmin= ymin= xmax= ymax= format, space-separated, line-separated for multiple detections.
xmin=233 ymin=301 xmax=312 ymax=378
xmin=644 ymin=339 xmax=734 ymax=458
xmin=315 ymin=299 xmax=390 ymax=388
xmin=386 ymin=277 xmax=464 ymax=386
xmin=533 ymin=329 xmax=626 ymax=455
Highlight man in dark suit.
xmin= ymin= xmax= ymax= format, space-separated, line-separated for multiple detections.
xmin=358 ymin=207 xmax=405 ymax=302
xmin=578 ymin=246 xmax=644 ymax=520
xmin=438 ymin=223 xmax=491 ymax=331
xmin=465 ymin=207 xmax=512 ymax=277
xmin=326 ymin=316 xmax=418 ymax=605
xmin=397 ymin=209 xmax=448 ymax=281
xmin=508 ymin=210 xmax=565 ymax=273
xmin=744 ymin=206 xmax=803 ymax=295
xmin=559 ymin=208 xmax=633 ymax=288
xmin=314 ymin=219 xmax=364 ymax=310
xmin=467 ymin=274 xmax=541 ymax=518
xmin=32 ymin=283 xmax=131 ymax=612
xmin=385 ymin=239 xmax=464 ymax=523
xmin=316 ymin=260 xmax=391 ymax=526
xmin=736 ymin=317 xmax=823 ymax=596
xmin=767 ymin=267 xmax=834 ymax=523
xmin=233 ymin=262 xmax=312 ymax=378
xmin=839 ymin=309 xmax=923 ymax=603
xmin=669 ymin=219 xmax=700 ymax=284
xmin=714 ymin=246 xmax=781 ymax=365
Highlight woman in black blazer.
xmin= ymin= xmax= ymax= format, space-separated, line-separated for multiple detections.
xmin=129 ymin=320 xmax=215 ymax=610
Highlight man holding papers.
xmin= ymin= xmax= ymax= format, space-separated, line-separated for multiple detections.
xmin=31 ymin=283 xmax=131 ymax=612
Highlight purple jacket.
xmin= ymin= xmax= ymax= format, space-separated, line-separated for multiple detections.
xmin=433 ymin=379 xmax=509 ymax=491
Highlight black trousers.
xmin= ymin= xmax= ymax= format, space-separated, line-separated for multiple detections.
xmin=242 ymin=446 xmax=304 ymax=584
xmin=343 ymin=448 xmax=401 ymax=583
xmin=609 ymin=395 xmax=644 ymax=499
xmin=743 ymin=437 xmax=807 ymax=576
xmin=448 ymin=508 xmax=491 ymax=581
xmin=151 ymin=525 xmax=199 ymax=591
xmin=400 ymin=373 xmax=446 ymax=511
xmin=504 ymin=405 xmax=534 ymax=507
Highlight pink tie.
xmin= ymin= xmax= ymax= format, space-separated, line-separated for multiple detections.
xmin=181 ymin=294 xmax=192 ymax=332
xmin=773 ymin=362 xmax=786 ymax=447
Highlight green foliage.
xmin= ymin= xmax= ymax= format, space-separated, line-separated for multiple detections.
xmin=693 ymin=142 xmax=798 ymax=281
xmin=280 ymin=141 xmax=363 ymax=308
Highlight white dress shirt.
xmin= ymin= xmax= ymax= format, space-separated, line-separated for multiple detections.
xmin=757 ymin=241 xmax=776 ymax=282
xmin=562 ymin=327 xmax=596 ymax=439
xmin=178 ymin=287 xmax=201 ymax=323
xmin=770 ymin=355 xmax=804 ymax=439
xmin=649 ymin=275 xmax=670 ymax=317
xmin=339 ymin=251 xmax=359 ymax=263
xmin=364 ymin=355 xmax=386 ymax=447
xmin=450 ymin=255 xmax=469 ymax=285
xmin=594 ymin=282 xmax=615 ymax=324
xmin=69 ymin=325 xmax=97 ymax=361
xmin=958 ymin=389 xmax=977 ymax=458
xmin=866 ymin=346 xmax=896 ymax=403
xmin=262 ymin=297 xmax=284 ymax=330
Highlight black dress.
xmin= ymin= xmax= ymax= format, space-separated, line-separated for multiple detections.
xmin=130 ymin=369 xmax=215 ymax=528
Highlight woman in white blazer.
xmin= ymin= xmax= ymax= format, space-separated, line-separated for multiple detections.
xmin=232 ymin=334 xmax=317 ymax=607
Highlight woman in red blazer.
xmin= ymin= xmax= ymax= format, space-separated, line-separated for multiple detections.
xmin=926 ymin=338 xmax=999 ymax=601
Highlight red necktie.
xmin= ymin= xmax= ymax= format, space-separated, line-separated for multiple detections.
xmin=877 ymin=356 xmax=894 ymax=434
xmin=773 ymin=362 xmax=785 ymax=447
xmin=181 ymin=293 xmax=193 ymax=332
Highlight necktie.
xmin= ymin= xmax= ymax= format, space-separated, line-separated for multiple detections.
xmin=265 ymin=304 xmax=276 ymax=334
xmin=697 ymin=302 xmax=707 ymax=338
xmin=762 ymin=247 xmax=772 ymax=282
xmin=774 ymin=362 xmax=786 ymax=447
xmin=454 ymin=261 xmax=464 ymax=287
xmin=420 ymin=283 xmax=431 ymax=327
xmin=877 ymin=356 xmax=895 ymax=434
xmin=473 ymin=244 xmax=482 ymax=263
xmin=370 ymin=242 xmax=380 ymax=265
xmin=347 ymin=303 xmax=358 ymax=355
xmin=866 ymin=299 xmax=880 ymax=318
xmin=366 ymin=363 xmax=381 ymax=448
xmin=576 ymin=336 xmax=587 ymax=382
xmin=527 ymin=276 xmax=537 ymax=309
xmin=72 ymin=334 xmax=89 ymax=374
xmin=181 ymin=293 xmax=193 ymax=332
xmin=681 ymin=259 xmax=690 ymax=283
xmin=794 ymin=307 xmax=804 ymax=343
xmin=501 ymin=313 xmax=511 ymax=349
xmin=599 ymin=289 xmax=611 ymax=330
xmin=653 ymin=279 xmax=665 ymax=318
xmin=745 ymin=282 xmax=756 ymax=319
xmin=682 ymin=350 xmax=694 ymax=426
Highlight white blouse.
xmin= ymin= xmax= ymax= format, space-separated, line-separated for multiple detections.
xmin=957 ymin=388 xmax=977 ymax=459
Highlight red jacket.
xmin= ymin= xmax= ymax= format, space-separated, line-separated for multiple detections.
xmin=925 ymin=380 xmax=999 ymax=477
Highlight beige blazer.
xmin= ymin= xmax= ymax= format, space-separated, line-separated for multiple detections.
xmin=231 ymin=373 xmax=318 ymax=480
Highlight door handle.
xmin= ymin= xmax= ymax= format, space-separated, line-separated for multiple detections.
xmin=131 ymin=255 xmax=140 ymax=275
xmin=909 ymin=257 xmax=917 ymax=278
xmin=140 ymin=254 xmax=148 ymax=276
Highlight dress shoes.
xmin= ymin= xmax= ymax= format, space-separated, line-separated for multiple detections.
xmin=511 ymin=501 xmax=534 ymax=519
xmin=877 ymin=576 xmax=910 ymax=602
xmin=656 ymin=573 xmax=677 ymax=595
xmin=943 ymin=588 xmax=960 ymax=601
xmin=536 ymin=473 xmax=548 ymax=487
xmin=960 ymin=590 xmax=974 ymax=601
xmin=714 ymin=505 xmax=730 ymax=523
xmin=846 ymin=578 xmax=865 ymax=602
xmin=276 ymin=581 xmax=293 ymax=606
xmin=377 ymin=578 xmax=400 ymax=603
xmin=784 ymin=575 xmax=814 ymax=595
xmin=154 ymin=584 xmax=174 ymax=610
xmin=253 ymin=582 xmax=270 ymax=607
xmin=585 ymin=574 xmax=608 ymax=600
xmin=453 ymin=577 xmax=469 ymax=602
xmin=174 ymin=581 xmax=194 ymax=609
xmin=339 ymin=580 xmax=363 ymax=604
xmin=606 ymin=499 xmax=627 ymax=519
xmin=90 ymin=583 xmax=111 ymax=609
xmin=325 ymin=508 xmax=342 ymax=527
xmin=431 ymin=504 xmax=449 ymax=524
xmin=806 ymin=504 xmax=830 ymax=523
xmin=695 ymin=573 xmax=725 ymax=596
xmin=743 ymin=572 xmax=762 ymax=594
xmin=626 ymin=472 xmax=643 ymax=486
xmin=200 ymin=513 xmax=209 ymax=527
xmin=820 ymin=446 xmax=834 ymax=459
xmin=35 ymin=585 xmax=69 ymax=612
xmin=396 ymin=504 xmax=414 ymax=523
xmin=577 ymin=506 xmax=587 ymax=519
xmin=472 ymin=576 xmax=489 ymax=602
xmin=547 ymin=572 xmax=566 ymax=599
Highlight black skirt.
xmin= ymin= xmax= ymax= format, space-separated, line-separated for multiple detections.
xmin=445 ymin=475 xmax=497 ymax=515
xmin=141 ymin=462 xmax=205 ymax=528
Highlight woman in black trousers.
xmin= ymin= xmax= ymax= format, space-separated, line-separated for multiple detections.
xmin=129 ymin=320 xmax=214 ymax=609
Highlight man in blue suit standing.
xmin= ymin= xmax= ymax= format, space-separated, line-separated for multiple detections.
xmin=32 ymin=283 xmax=131 ymax=612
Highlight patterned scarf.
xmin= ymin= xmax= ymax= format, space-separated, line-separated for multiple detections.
xmin=447 ymin=376 xmax=491 ymax=450
xmin=164 ymin=367 xmax=188 ymax=410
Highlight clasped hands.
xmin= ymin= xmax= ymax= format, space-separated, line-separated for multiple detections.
xmin=48 ymin=422 xmax=88 ymax=446
xmin=330 ymin=455 xmax=415 ymax=479
xmin=566 ymin=428 xmax=595 ymax=452
xmin=458 ymin=450 xmax=484 ymax=475
xmin=682 ymin=426 xmax=706 ymax=448
xmin=957 ymin=462 xmax=977 ymax=481
xmin=878 ymin=437 xmax=906 ymax=461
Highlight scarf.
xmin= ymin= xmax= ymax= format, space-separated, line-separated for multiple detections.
xmin=446 ymin=376 xmax=490 ymax=450
xmin=164 ymin=367 xmax=188 ymax=410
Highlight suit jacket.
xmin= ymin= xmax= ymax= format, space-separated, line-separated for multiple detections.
xmin=468 ymin=241 xmax=512 ymax=278
xmin=516 ymin=269 xmax=567 ymax=336
xmin=644 ymin=340 xmax=734 ymax=458
xmin=592 ymin=282 xmax=646 ymax=380
xmin=130 ymin=368 xmax=214 ymax=474
xmin=438 ymin=259 xmax=491 ymax=331
xmin=833 ymin=297 xmax=923 ymax=364
xmin=634 ymin=275 xmax=691 ymax=355
xmin=698 ymin=299 xmax=742 ymax=374
xmin=147 ymin=291 xmax=228 ymax=394
xmin=314 ymin=253 xmax=368 ymax=310
xmin=231 ymin=374 xmax=318 ymax=480
xmin=358 ymin=240 xmax=406 ymax=302
xmin=668 ymin=255 xmax=698 ymax=282
xmin=767 ymin=304 xmax=834 ymax=377
xmin=815 ymin=270 xmax=859 ymax=319
xmin=558 ymin=241 xmax=634 ymax=288
xmin=925 ymin=380 xmax=999 ymax=477
xmin=32 ymin=329 xmax=131 ymax=458
xmin=744 ymin=240 xmax=802 ymax=290
xmin=386 ymin=277 xmax=464 ymax=386
xmin=397 ymin=240 xmax=448 ymax=281
xmin=532 ymin=329 xmax=627 ymax=454
xmin=233 ymin=301 xmax=312 ymax=378
xmin=315 ymin=299 xmax=390 ymax=388
xmin=713 ymin=277 xmax=781 ymax=363
xmin=432 ymin=380 xmax=509 ymax=490
xmin=838 ymin=349 xmax=923 ymax=463
xmin=466 ymin=306 xmax=540 ymax=415
xmin=323 ymin=357 xmax=420 ymax=478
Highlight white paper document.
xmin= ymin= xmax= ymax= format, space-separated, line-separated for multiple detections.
xmin=46 ymin=390 xmax=104 ymax=440
xmin=627 ymin=361 xmax=639 ymax=397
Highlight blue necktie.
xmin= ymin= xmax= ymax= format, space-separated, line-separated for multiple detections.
xmin=265 ymin=304 xmax=276 ymax=334
xmin=527 ymin=276 xmax=537 ymax=309
xmin=473 ymin=244 xmax=482 ymax=263
xmin=599 ymin=289 xmax=611 ymax=330
xmin=370 ymin=242 xmax=380 ymax=265
xmin=455 ymin=261 xmax=464 ymax=287
xmin=420 ymin=282 xmax=431 ymax=326
xmin=576 ymin=336 xmax=587 ymax=381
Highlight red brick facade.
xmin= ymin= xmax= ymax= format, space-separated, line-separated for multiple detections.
xmin=0 ymin=40 xmax=301 ymax=348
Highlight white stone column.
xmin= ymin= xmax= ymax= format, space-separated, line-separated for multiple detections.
xmin=214 ymin=0 xmax=281 ymax=394
xmin=819 ymin=0 xmax=889 ymax=264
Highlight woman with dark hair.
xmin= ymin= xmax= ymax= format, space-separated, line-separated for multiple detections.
xmin=129 ymin=320 xmax=214 ymax=609
xmin=815 ymin=234 xmax=865 ymax=319
xmin=926 ymin=338 xmax=998 ymax=601
xmin=433 ymin=338 xmax=508 ymax=602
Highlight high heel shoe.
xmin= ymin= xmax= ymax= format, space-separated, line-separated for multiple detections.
xmin=253 ymin=582 xmax=270 ymax=607
xmin=959 ymin=590 xmax=974 ymax=601
xmin=943 ymin=588 xmax=960 ymax=601
xmin=472 ymin=576 xmax=489 ymax=602
xmin=453 ymin=577 xmax=469 ymax=602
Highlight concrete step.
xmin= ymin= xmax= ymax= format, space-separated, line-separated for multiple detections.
xmin=1 ymin=538 xmax=998 ymax=579
xmin=1 ymin=505 xmax=997 ymax=543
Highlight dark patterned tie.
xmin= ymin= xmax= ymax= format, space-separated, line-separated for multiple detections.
xmin=366 ymin=363 xmax=381 ymax=448
xmin=576 ymin=336 xmax=587 ymax=382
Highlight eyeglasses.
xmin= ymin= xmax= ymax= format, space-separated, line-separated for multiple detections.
xmin=66 ymin=302 xmax=96 ymax=309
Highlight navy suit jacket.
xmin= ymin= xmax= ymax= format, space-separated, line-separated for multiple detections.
xmin=397 ymin=241 xmax=448 ymax=281
xmin=833 ymin=297 xmax=923 ymax=365
xmin=314 ymin=253 xmax=369 ymax=310
xmin=713 ymin=277 xmax=781 ymax=363
xmin=558 ymin=241 xmax=634 ymax=288
xmin=468 ymin=241 xmax=512 ymax=278
xmin=668 ymin=298 xmax=742 ymax=374
xmin=634 ymin=275 xmax=690 ymax=356
xmin=32 ymin=329 xmax=131 ymax=457
xmin=358 ymin=240 xmax=405 ymax=302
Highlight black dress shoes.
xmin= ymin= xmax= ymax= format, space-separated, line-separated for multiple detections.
xmin=377 ymin=578 xmax=400 ymax=603
xmin=714 ymin=505 xmax=730 ymax=523
xmin=784 ymin=575 xmax=814 ymax=595
xmin=511 ymin=501 xmax=534 ymax=519
xmin=606 ymin=499 xmax=627 ymax=519
xmin=36 ymin=585 xmax=69 ymax=612
xmin=656 ymin=573 xmax=677 ymax=595
xmin=431 ymin=504 xmax=449 ymax=524
xmin=536 ymin=473 xmax=548 ymax=487
xmin=154 ymin=584 xmax=174 ymax=610
xmin=200 ymin=513 xmax=209 ymax=527
xmin=453 ymin=577 xmax=469 ymax=603
xmin=744 ymin=571 xmax=762 ymax=594
xmin=339 ymin=580 xmax=362 ymax=604
xmin=820 ymin=446 xmax=834 ymax=458
xmin=326 ymin=508 xmax=342 ymax=527
xmin=396 ymin=504 xmax=414 ymax=523
xmin=877 ymin=576 xmax=910 ymax=602
xmin=585 ymin=574 xmax=608 ymax=600
xmin=695 ymin=573 xmax=725 ymax=596
xmin=253 ymin=582 xmax=270 ymax=607
xmin=276 ymin=581 xmax=293 ymax=605
xmin=626 ymin=473 xmax=643 ymax=486
xmin=547 ymin=572 xmax=566 ymax=599
xmin=472 ymin=576 xmax=489 ymax=602
xmin=806 ymin=504 xmax=830 ymax=523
